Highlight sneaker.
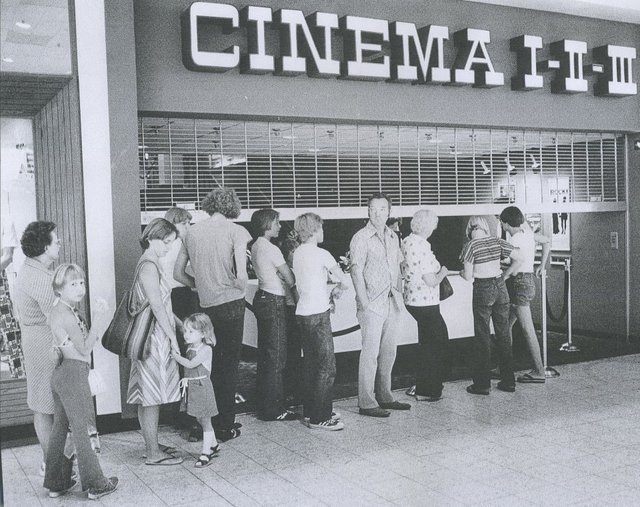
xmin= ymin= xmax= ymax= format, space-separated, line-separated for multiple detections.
xmin=217 ymin=428 xmax=241 ymax=442
xmin=275 ymin=410 xmax=298 ymax=421
xmin=303 ymin=412 xmax=340 ymax=423
xmin=49 ymin=479 xmax=77 ymax=498
xmin=307 ymin=418 xmax=344 ymax=431
xmin=87 ymin=477 xmax=118 ymax=500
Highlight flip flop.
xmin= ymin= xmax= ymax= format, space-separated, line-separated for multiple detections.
xmin=145 ymin=455 xmax=184 ymax=466
xmin=517 ymin=373 xmax=546 ymax=384
xmin=141 ymin=444 xmax=177 ymax=459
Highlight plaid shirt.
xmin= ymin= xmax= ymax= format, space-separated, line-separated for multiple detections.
xmin=349 ymin=222 xmax=403 ymax=314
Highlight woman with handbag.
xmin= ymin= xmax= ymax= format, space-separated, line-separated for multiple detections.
xmin=45 ymin=263 xmax=118 ymax=499
xmin=126 ymin=218 xmax=183 ymax=465
xmin=401 ymin=210 xmax=451 ymax=402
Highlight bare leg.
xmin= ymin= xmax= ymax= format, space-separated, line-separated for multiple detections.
xmin=33 ymin=412 xmax=54 ymax=462
xmin=514 ymin=305 xmax=544 ymax=376
xmin=138 ymin=405 xmax=163 ymax=461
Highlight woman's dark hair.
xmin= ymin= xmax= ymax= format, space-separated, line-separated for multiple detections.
xmin=499 ymin=206 xmax=525 ymax=227
xmin=250 ymin=208 xmax=279 ymax=238
xmin=140 ymin=218 xmax=178 ymax=250
xmin=201 ymin=187 xmax=242 ymax=218
xmin=20 ymin=221 xmax=57 ymax=258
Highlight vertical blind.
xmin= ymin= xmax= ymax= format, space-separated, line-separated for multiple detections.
xmin=138 ymin=118 xmax=626 ymax=213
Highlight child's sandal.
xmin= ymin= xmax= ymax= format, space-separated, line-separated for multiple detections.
xmin=194 ymin=447 xmax=219 ymax=468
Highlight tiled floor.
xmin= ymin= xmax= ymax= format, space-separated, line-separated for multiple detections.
xmin=3 ymin=354 xmax=640 ymax=506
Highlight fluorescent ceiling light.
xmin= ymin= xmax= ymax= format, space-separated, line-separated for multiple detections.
xmin=15 ymin=21 xmax=31 ymax=29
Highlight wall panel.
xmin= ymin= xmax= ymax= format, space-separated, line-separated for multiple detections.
xmin=34 ymin=77 xmax=87 ymax=272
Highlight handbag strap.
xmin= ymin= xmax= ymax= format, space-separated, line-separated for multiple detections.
xmin=128 ymin=258 xmax=160 ymax=315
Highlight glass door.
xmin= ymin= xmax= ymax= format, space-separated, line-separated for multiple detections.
xmin=1 ymin=118 xmax=36 ymax=416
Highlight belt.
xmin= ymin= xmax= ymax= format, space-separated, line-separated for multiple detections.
xmin=179 ymin=376 xmax=207 ymax=397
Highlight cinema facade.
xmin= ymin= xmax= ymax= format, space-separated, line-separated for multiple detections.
xmin=1 ymin=0 xmax=638 ymax=423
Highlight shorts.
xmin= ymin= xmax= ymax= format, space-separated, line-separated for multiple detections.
xmin=506 ymin=273 xmax=536 ymax=306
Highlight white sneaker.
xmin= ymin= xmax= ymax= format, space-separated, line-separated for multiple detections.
xmin=307 ymin=418 xmax=344 ymax=431
xmin=331 ymin=411 xmax=341 ymax=421
xmin=88 ymin=476 xmax=118 ymax=500
xmin=48 ymin=479 xmax=77 ymax=498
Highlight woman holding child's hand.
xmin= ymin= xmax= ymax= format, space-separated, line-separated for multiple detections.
xmin=126 ymin=218 xmax=183 ymax=466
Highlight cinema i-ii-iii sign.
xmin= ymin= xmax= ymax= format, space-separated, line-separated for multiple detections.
xmin=181 ymin=2 xmax=637 ymax=97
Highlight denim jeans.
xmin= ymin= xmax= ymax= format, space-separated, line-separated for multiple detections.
xmin=297 ymin=311 xmax=336 ymax=424
xmin=43 ymin=360 xmax=109 ymax=492
xmin=202 ymin=298 xmax=245 ymax=431
xmin=284 ymin=306 xmax=303 ymax=403
xmin=253 ymin=290 xmax=288 ymax=420
xmin=406 ymin=304 xmax=450 ymax=398
xmin=472 ymin=277 xmax=514 ymax=388
xmin=506 ymin=272 xmax=536 ymax=306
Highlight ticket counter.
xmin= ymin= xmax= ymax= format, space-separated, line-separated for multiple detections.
xmin=242 ymin=274 xmax=473 ymax=353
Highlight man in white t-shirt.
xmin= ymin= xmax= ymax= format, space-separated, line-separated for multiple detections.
xmin=292 ymin=213 xmax=347 ymax=431
xmin=500 ymin=206 xmax=551 ymax=383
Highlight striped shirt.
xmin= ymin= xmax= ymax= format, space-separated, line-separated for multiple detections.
xmin=460 ymin=237 xmax=514 ymax=266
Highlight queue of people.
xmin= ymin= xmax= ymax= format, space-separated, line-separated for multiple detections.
xmin=9 ymin=186 xmax=551 ymax=500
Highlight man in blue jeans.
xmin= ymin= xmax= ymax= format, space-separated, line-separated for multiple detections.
xmin=175 ymin=188 xmax=251 ymax=441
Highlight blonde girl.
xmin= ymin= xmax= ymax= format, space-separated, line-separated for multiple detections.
xmin=171 ymin=313 xmax=220 ymax=466
xmin=45 ymin=264 xmax=118 ymax=500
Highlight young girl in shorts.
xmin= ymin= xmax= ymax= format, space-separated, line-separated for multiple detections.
xmin=171 ymin=313 xmax=220 ymax=467
xmin=45 ymin=264 xmax=118 ymax=500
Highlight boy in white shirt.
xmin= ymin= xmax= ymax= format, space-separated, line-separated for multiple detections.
xmin=293 ymin=213 xmax=347 ymax=431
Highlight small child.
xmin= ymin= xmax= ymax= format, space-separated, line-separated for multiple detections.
xmin=171 ymin=313 xmax=220 ymax=467
xmin=292 ymin=213 xmax=347 ymax=431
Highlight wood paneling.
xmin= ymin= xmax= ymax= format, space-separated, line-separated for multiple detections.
xmin=0 ymin=73 xmax=71 ymax=117
xmin=0 ymin=380 xmax=32 ymax=427
xmin=33 ymin=76 xmax=87 ymax=275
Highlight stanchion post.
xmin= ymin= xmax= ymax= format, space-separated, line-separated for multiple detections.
xmin=560 ymin=257 xmax=579 ymax=352
xmin=542 ymin=269 xmax=559 ymax=377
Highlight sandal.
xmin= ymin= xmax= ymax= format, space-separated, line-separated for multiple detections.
xmin=141 ymin=444 xmax=178 ymax=459
xmin=194 ymin=446 xmax=220 ymax=468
